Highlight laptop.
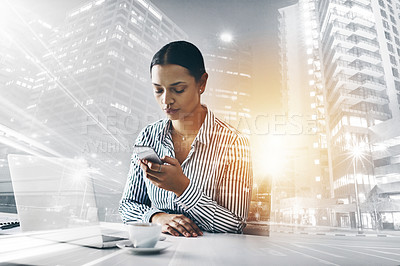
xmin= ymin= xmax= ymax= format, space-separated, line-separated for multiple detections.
xmin=7 ymin=154 xmax=127 ymax=248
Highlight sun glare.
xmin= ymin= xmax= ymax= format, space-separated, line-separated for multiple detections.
xmin=255 ymin=136 xmax=287 ymax=177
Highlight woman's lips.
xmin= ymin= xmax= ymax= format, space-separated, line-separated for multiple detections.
xmin=164 ymin=108 xmax=179 ymax=114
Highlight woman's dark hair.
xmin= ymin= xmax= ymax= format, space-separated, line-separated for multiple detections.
xmin=150 ymin=41 xmax=206 ymax=82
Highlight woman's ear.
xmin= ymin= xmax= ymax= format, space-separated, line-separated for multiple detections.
xmin=199 ymin=72 xmax=208 ymax=94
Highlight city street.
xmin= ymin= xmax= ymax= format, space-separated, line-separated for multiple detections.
xmin=261 ymin=232 xmax=400 ymax=265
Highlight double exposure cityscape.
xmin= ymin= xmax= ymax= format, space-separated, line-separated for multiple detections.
xmin=0 ymin=0 xmax=400 ymax=238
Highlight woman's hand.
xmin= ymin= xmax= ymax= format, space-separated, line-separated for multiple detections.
xmin=139 ymin=156 xmax=190 ymax=197
xmin=151 ymin=213 xmax=203 ymax=237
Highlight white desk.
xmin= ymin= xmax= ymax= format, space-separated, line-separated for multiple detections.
xmin=0 ymin=229 xmax=272 ymax=266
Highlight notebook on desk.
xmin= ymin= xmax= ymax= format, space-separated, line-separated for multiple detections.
xmin=7 ymin=154 xmax=127 ymax=248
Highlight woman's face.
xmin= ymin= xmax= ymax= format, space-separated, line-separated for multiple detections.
xmin=151 ymin=64 xmax=207 ymax=120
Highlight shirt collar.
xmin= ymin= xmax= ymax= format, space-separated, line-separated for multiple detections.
xmin=195 ymin=105 xmax=214 ymax=145
xmin=157 ymin=105 xmax=215 ymax=146
xmin=158 ymin=119 xmax=172 ymax=144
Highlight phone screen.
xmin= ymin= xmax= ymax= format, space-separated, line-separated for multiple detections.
xmin=133 ymin=145 xmax=163 ymax=165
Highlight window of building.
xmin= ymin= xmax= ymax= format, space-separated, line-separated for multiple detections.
xmin=398 ymin=48 xmax=400 ymax=56
xmin=381 ymin=9 xmax=387 ymax=18
xmin=379 ymin=0 xmax=385 ymax=8
xmin=385 ymin=31 xmax=392 ymax=41
xmin=381 ymin=9 xmax=388 ymax=18
xmin=388 ymin=43 xmax=394 ymax=52
xmin=394 ymin=26 xmax=399 ymax=36
xmin=389 ymin=5 xmax=394 ymax=14
xmin=387 ymin=0 xmax=392 ymax=4
xmin=392 ymin=67 xmax=399 ymax=77
xmin=390 ymin=55 xmax=397 ymax=65
xmin=396 ymin=36 xmax=400 ymax=45
xmin=395 ymin=80 xmax=400 ymax=91
xmin=383 ymin=20 xmax=390 ymax=29
xmin=390 ymin=15 xmax=397 ymax=24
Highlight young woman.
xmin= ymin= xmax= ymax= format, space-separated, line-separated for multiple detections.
xmin=119 ymin=41 xmax=253 ymax=237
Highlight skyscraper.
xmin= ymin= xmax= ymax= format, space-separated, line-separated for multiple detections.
xmin=280 ymin=0 xmax=400 ymax=230
xmin=0 ymin=3 xmax=57 ymax=212
xmin=200 ymin=36 xmax=253 ymax=134
xmin=318 ymin=0 xmax=400 ymax=229
xmin=277 ymin=0 xmax=331 ymax=226
xmin=33 ymin=0 xmax=187 ymax=154
xmin=8 ymin=0 xmax=187 ymax=220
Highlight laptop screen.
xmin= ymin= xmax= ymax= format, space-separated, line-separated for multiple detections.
xmin=8 ymin=154 xmax=100 ymax=232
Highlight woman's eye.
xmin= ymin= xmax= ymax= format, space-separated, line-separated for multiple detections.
xmin=154 ymin=89 xmax=163 ymax=94
xmin=173 ymin=87 xmax=185 ymax=94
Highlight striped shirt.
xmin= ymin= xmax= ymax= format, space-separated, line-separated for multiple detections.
xmin=119 ymin=107 xmax=253 ymax=233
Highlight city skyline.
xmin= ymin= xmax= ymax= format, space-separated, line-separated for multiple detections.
xmin=3 ymin=2 xmax=400 ymax=264
xmin=1 ymin=0 xmax=399 ymax=232
xmin=12 ymin=0 xmax=296 ymax=114
xmin=0 ymin=0 xmax=277 ymax=223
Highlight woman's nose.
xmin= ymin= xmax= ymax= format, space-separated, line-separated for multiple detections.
xmin=162 ymin=91 xmax=174 ymax=105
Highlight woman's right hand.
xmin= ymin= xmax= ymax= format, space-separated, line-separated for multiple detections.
xmin=151 ymin=213 xmax=203 ymax=237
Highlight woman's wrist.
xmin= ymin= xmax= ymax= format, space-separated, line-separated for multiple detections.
xmin=175 ymin=178 xmax=190 ymax=197
xmin=150 ymin=212 xmax=165 ymax=223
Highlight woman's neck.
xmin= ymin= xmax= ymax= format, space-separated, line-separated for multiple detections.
xmin=172 ymin=105 xmax=207 ymax=136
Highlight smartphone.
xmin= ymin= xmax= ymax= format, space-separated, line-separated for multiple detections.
xmin=133 ymin=145 xmax=163 ymax=165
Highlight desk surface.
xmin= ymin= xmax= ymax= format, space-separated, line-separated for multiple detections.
xmin=2 ymin=226 xmax=400 ymax=266
xmin=0 ymin=230 xmax=271 ymax=266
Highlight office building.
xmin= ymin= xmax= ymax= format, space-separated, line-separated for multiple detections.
xmin=317 ymin=0 xmax=400 ymax=229
xmin=365 ymin=0 xmax=400 ymax=230
xmin=276 ymin=0 xmax=331 ymax=226
xmin=25 ymin=0 xmax=187 ymax=221
xmin=0 ymin=3 xmax=57 ymax=212
xmin=279 ymin=0 xmax=400 ymax=229
xmin=200 ymin=37 xmax=253 ymax=134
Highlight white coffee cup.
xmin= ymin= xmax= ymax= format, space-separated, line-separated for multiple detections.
xmin=126 ymin=222 xmax=162 ymax=248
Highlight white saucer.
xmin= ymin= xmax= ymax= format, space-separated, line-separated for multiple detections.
xmin=116 ymin=240 xmax=172 ymax=254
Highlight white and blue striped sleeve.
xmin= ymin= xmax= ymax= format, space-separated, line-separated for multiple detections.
xmin=175 ymin=135 xmax=253 ymax=233
xmin=118 ymin=153 xmax=163 ymax=223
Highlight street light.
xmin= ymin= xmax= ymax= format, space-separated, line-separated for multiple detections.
xmin=254 ymin=183 xmax=259 ymax=221
xmin=220 ymin=32 xmax=233 ymax=43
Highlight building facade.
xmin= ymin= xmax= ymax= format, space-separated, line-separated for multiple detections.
xmin=276 ymin=0 xmax=331 ymax=226
xmin=2 ymin=0 xmax=187 ymax=220
xmin=200 ymin=37 xmax=253 ymax=134
xmin=0 ymin=3 xmax=58 ymax=213
xmin=318 ymin=0 xmax=400 ymax=229
xmin=367 ymin=0 xmax=400 ymax=230
xmin=35 ymin=0 xmax=187 ymax=221
xmin=279 ymin=0 xmax=400 ymax=230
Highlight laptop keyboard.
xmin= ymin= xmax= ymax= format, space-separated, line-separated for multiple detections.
xmin=0 ymin=220 xmax=126 ymax=242
xmin=0 ymin=221 xmax=20 ymax=230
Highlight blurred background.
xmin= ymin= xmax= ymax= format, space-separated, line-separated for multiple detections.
xmin=0 ymin=0 xmax=399 ymax=233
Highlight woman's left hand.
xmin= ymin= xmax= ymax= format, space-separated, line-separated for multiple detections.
xmin=139 ymin=156 xmax=190 ymax=197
